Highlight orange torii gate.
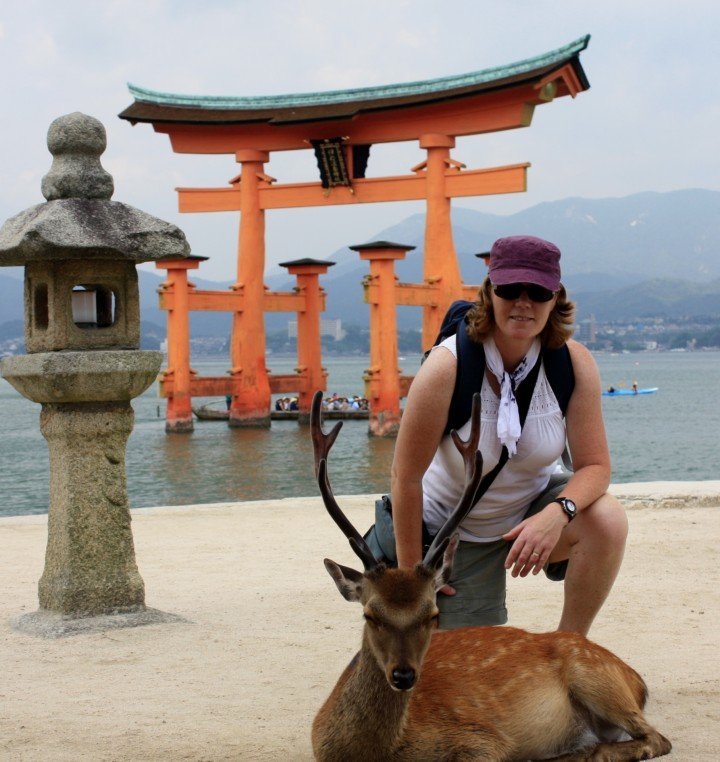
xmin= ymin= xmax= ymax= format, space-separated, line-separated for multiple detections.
xmin=120 ymin=36 xmax=590 ymax=432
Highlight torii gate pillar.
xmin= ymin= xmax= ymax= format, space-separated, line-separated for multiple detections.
xmin=351 ymin=241 xmax=415 ymax=437
xmin=420 ymin=133 xmax=463 ymax=350
xmin=229 ymin=149 xmax=272 ymax=428
xmin=278 ymin=258 xmax=334 ymax=423
xmin=156 ymin=256 xmax=206 ymax=433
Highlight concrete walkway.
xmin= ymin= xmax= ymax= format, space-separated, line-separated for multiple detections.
xmin=2 ymin=482 xmax=719 ymax=760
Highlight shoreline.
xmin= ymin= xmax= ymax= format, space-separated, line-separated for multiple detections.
xmin=2 ymin=480 xmax=720 ymax=523
xmin=2 ymin=482 xmax=719 ymax=760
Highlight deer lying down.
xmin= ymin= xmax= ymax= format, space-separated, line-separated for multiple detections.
xmin=309 ymin=391 xmax=671 ymax=762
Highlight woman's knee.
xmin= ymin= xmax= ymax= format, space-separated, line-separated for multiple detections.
xmin=580 ymin=493 xmax=628 ymax=548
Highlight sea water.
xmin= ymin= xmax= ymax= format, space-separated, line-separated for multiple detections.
xmin=0 ymin=351 xmax=718 ymax=517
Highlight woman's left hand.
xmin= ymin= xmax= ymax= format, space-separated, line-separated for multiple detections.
xmin=502 ymin=505 xmax=567 ymax=577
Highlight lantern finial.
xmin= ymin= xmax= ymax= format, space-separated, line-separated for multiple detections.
xmin=41 ymin=112 xmax=114 ymax=202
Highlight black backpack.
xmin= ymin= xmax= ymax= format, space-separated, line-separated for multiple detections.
xmin=427 ymin=300 xmax=575 ymax=436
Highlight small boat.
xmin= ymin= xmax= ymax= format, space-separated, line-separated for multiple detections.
xmin=192 ymin=403 xmax=230 ymax=420
xmin=602 ymin=387 xmax=658 ymax=397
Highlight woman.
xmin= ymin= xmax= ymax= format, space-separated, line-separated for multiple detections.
xmin=382 ymin=235 xmax=627 ymax=635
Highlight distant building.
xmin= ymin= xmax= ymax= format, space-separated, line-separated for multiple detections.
xmin=575 ymin=314 xmax=597 ymax=344
xmin=287 ymin=318 xmax=346 ymax=341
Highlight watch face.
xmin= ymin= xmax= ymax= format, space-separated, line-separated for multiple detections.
xmin=559 ymin=498 xmax=577 ymax=519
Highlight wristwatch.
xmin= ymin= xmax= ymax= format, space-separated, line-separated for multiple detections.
xmin=554 ymin=497 xmax=578 ymax=522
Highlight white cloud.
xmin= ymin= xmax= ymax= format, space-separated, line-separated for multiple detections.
xmin=19 ymin=28 xmax=59 ymax=68
xmin=312 ymin=64 xmax=379 ymax=90
xmin=397 ymin=29 xmax=424 ymax=49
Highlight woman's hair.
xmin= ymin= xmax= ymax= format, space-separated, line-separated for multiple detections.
xmin=466 ymin=277 xmax=576 ymax=349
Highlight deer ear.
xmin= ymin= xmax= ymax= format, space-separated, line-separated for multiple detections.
xmin=433 ymin=534 xmax=459 ymax=592
xmin=324 ymin=558 xmax=364 ymax=602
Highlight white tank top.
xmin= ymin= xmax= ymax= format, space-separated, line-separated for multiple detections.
xmin=422 ymin=335 xmax=567 ymax=542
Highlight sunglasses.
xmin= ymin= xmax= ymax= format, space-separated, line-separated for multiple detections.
xmin=493 ymin=283 xmax=557 ymax=303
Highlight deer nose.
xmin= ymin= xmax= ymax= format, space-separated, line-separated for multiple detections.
xmin=391 ymin=667 xmax=416 ymax=690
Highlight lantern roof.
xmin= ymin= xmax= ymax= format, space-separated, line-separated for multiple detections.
xmin=0 ymin=200 xmax=190 ymax=266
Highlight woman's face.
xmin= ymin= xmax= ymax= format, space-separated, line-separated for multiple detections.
xmin=490 ymin=284 xmax=557 ymax=344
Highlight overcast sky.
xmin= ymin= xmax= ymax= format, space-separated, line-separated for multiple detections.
xmin=1 ymin=1 xmax=716 ymax=279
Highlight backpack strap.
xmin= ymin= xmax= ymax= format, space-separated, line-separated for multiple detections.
xmin=445 ymin=321 xmax=485 ymax=435
xmin=434 ymin=300 xmax=476 ymax=346
xmin=514 ymin=354 xmax=543 ymax=427
xmin=423 ymin=299 xmax=476 ymax=366
xmin=541 ymin=344 xmax=575 ymax=415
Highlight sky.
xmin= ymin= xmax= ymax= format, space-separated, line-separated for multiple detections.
xmin=0 ymin=1 xmax=717 ymax=280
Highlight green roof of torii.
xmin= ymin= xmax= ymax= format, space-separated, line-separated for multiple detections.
xmin=120 ymin=36 xmax=590 ymax=126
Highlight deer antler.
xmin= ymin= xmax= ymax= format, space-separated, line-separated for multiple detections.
xmin=423 ymin=394 xmax=509 ymax=568
xmin=311 ymin=390 xmax=379 ymax=570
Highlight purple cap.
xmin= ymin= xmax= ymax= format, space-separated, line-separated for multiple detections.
xmin=488 ymin=235 xmax=561 ymax=291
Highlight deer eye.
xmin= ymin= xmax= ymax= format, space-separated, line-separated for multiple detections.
xmin=364 ymin=614 xmax=381 ymax=629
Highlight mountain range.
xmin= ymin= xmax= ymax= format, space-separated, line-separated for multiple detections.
xmin=1 ymin=188 xmax=718 ymax=336
xmin=267 ymin=187 xmax=720 ymax=328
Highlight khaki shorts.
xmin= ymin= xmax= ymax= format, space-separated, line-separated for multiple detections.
xmin=364 ymin=471 xmax=571 ymax=630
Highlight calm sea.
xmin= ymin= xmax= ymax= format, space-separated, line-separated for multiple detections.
xmin=0 ymin=351 xmax=718 ymax=518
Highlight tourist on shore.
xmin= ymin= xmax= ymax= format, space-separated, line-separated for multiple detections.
xmin=368 ymin=235 xmax=627 ymax=635
xmin=324 ymin=392 xmax=341 ymax=410
xmin=319 ymin=394 xmax=368 ymax=412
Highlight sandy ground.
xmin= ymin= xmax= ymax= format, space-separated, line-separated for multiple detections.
xmin=1 ymin=481 xmax=719 ymax=761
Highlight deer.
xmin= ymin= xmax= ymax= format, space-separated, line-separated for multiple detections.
xmin=309 ymin=390 xmax=671 ymax=762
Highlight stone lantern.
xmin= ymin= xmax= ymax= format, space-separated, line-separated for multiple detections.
xmin=0 ymin=113 xmax=189 ymax=636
